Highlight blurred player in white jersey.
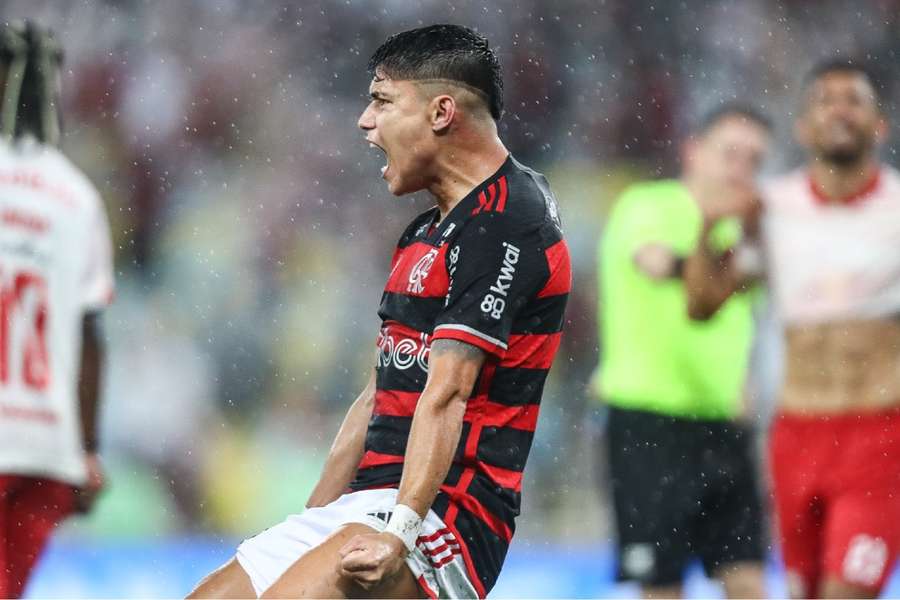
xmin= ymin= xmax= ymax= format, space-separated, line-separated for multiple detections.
xmin=0 ymin=21 xmax=114 ymax=597
xmin=763 ymin=60 xmax=900 ymax=599
xmin=692 ymin=59 xmax=900 ymax=599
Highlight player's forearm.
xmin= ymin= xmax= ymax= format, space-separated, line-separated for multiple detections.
xmin=396 ymin=383 xmax=469 ymax=517
xmin=78 ymin=314 xmax=103 ymax=453
xmin=684 ymin=221 xmax=741 ymax=320
xmin=395 ymin=339 xmax=483 ymax=517
xmin=307 ymin=372 xmax=376 ymax=508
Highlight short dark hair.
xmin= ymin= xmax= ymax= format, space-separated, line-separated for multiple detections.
xmin=803 ymin=58 xmax=882 ymax=103
xmin=0 ymin=21 xmax=63 ymax=144
xmin=367 ymin=24 xmax=504 ymax=120
xmin=695 ymin=102 xmax=773 ymax=136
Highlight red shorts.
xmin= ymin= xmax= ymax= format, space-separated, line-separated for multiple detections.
xmin=770 ymin=408 xmax=900 ymax=597
xmin=0 ymin=474 xmax=75 ymax=598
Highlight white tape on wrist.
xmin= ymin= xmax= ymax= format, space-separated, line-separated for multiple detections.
xmin=383 ymin=503 xmax=422 ymax=553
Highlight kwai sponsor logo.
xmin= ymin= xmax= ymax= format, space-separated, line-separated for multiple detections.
xmin=480 ymin=242 xmax=519 ymax=319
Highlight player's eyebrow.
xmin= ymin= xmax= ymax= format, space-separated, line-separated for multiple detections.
xmin=369 ymin=90 xmax=391 ymax=101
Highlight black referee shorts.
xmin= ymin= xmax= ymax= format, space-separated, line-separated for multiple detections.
xmin=604 ymin=405 xmax=765 ymax=586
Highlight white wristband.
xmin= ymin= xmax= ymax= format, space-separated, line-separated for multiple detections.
xmin=383 ymin=503 xmax=422 ymax=553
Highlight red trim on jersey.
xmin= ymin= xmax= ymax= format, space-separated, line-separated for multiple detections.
xmin=477 ymin=461 xmax=524 ymax=492
xmin=479 ymin=401 xmax=540 ymax=432
xmin=432 ymin=553 xmax=457 ymax=568
xmin=445 ymin=468 xmax=514 ymax=541
xmin=422 ymin=541 xmax=461 ymax=558
xmin=432 ymin=326 xmax=506 ymax=358
xmin=419 ymin=540 xmax=459 ymax=556
xmin=418 ymin=528 xmax=455 ymax=544
xmin=439 ymin=502 xmax=488 ymax=598
xmin=417 ymin=575 xmax=438 ymax=599
xmin=453 ymin=488 xmax=514 ymax=542
xmin=471 ymin=362 xmax=497 ymax=406
xmin=537 ymin=240 xmax=572 ymax=298
xmin=356 ymin=450 xmax=404 ymax=469
xmin=443 ymin=501 xmax=459 ymax=526
xmin=471 ymin=176 xmax=508 ymax=216
xmin=485 ymin=183 xmax=497 ymax=211
xmin=472 ymin=190 xmax=488 ymax=215
xmin=381 ymin=320 xmax=426 ymax=341
xmin=464 ymin=421 xmax=483 ymax=462
xmin=501 ymin=333 xmax=562 ymax=369
xmin=495 ymin=176 xmax=508 ymax=213
xmin=808 ymin=168 xmax=881 ymax=206
xmin=452 ymin=468 xmax=476 ymax=499
xmin=373 ymin=389 xmax=419 ymax=417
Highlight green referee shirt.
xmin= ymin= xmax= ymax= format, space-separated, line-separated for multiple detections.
xmin=595 ymin=179 xmax=756 ymax=420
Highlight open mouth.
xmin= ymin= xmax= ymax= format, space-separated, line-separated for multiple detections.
xmin=368 ymin=141 xmax=390 ymax=177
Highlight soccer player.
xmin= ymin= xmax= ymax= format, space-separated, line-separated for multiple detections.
xmin=761 ymin=61 xmax=900 ymax=599
xmin=594 ymin=105 xmax=772 ymax=599
xmin=689 ymin=60 xmax=900 ymax=599
xmin=189 ymin=24 xmax=570 ymax=599
xmin=0 ymin=22 xmax=114 ymax=598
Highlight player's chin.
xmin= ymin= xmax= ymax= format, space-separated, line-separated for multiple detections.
xmin=386 ymin=174 xmax=423 ymax=196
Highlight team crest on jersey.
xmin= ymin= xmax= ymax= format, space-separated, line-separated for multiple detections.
xmin=407 ymin=248 xmax=439 ymax=294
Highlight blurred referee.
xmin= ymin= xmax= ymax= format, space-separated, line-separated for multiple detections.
xmin=593 ymin=104 xmax=771 ymax=598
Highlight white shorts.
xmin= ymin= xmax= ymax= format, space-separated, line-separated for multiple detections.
xmin=235 ymin=488 xmax=479 ymax=598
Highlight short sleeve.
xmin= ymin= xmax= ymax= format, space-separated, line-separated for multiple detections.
xmin=81 ymin=191 xmax=115 ymax=311
xmin=432 ymin=214 xmax=546 ymax=358
xmin=604 ymin=186 xmax=671 ymax=256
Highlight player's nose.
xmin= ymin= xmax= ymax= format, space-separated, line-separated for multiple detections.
xmin=358 ymin=105 xmax=375 ymax=131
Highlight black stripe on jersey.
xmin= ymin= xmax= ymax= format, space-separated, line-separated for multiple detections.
xmin=487 ymin=367 xmax=549 ymax=407
xmin=350 ymin=463 xmax=404 ymax=490
xmin=443 ymin=462 xmax=465 ymax=487
xmin=431 ymin=491 xmax=451 ymax=519
xmin=366 ymin=415 xmax=471 ymax=464
xmin=378 ymin=292 xmax=445 ymax=334
xmin=468 ymin=472 xmax=521 ymax=520
xmin=365 ymin=415 xmax=411 ymax=456
xmin=349 ymin=462 xmax=467 ymax=493
xmin=454 ymin=421 xmax=472 ymax=462
xmin=475 ymin=426 xmax=535 ymax=472
xmin=510 ymin=294 xmax=568 ymax=334
xmin=452 ymin=505 xmax=509 ymax=594
xmin=376 ymin=364 xmax=427 ymax=393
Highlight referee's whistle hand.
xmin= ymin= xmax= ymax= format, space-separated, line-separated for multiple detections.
xmin=338 ymin=532 xmax=406 ymax=590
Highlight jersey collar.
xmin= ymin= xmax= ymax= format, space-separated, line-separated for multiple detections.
xmin=807 ymin=167 xmax=881 ymax=207
xmin=424 ymin=154 xmax=514 ymax=244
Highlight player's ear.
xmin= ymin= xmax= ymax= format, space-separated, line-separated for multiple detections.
xmin=431 ymin=95 xmax=456 ymax=133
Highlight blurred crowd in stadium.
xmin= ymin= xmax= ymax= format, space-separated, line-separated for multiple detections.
xmin=2 ymin=0 xmax=899 ymax=571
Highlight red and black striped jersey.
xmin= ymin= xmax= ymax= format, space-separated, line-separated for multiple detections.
xmin=349 ymin=155 xmax=571 ymax=596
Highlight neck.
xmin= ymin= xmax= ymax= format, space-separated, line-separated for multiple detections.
xmin=427 ymin=132 xmax=508 ymax=221
xmin=808 ymin=154 xmax=880 ymax=203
